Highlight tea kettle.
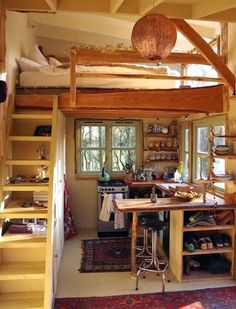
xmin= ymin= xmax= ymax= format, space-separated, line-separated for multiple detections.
xmin=99 ymin=167 xmax=110 ymax=181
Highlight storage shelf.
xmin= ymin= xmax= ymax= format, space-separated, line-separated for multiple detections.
xmin=182 ymin=270 xmax=232 ymax=282
xmin=2 ymin=183 xmax=49 ymax=192
xmin=144 ymin=134 xmax=177 ymax=138
xmin=9 ymin=136 xmax=51 ymax=142
xmin=5 ymin=160 xmax=50 ymax=166
xmin=0 ymin=292 xmax=44 ymax=309
xmin=182 ymin=247 xmax=233 ymax=256
xmin=0 ymin=261 xmax=45 ymax=280
xmin=145 ymin=147 xmax=178 ymax=152
xmin=0 ymin=234 xmax=46 ymax=248
xmin=147 ymin=160 xmax=178 ymax=163
xmin=12 ymin=113 xmax=52 ymax=120
xmin=183 ymin=224 xmax=234 ymax=232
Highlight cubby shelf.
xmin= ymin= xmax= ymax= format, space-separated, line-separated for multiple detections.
xmin=183 ymin=224 xmax=234 ymax=232
xmin=182 ymin=247 xmax=233 ymax=256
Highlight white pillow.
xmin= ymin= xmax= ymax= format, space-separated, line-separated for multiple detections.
xmin=48 ymin=57 xmax=63 ymax=67
xmin=18 ymin=57 xmax=41 ymax=72
xmin=27 ymin=44 xmax=48 ymax=66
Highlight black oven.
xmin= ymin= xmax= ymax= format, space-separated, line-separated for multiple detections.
xmin=97 ymin=179 xmax=129 ymax=237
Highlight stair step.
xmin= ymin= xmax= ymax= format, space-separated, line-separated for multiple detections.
xmin=5 ymin=160 xmax=50 ymax=166
xmin=0 ymin=200 xmax=47 ymax=216
xmin=0 ymin=234 xmax=46 ymax=248
xmin=9 ymin=136 xmax=51 ymax=142
xmin=3 ymin=183 xmax=49 ymax=192
xmin=0 ymin=291 xmax=44 ymax=309
xmin=12 ymin=113 xmax=52 ymax=120
xmin=0 ymin=261 xmax=45 ymax=280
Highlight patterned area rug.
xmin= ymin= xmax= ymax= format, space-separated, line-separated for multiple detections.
xmin=54 ymin=286 xmax=236 ymax=309
xmin=79 ymin=237 xmax=137 ymax=272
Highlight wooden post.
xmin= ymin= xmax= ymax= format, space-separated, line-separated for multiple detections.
xmin=70 ymin=48 xmax=77 ymax=107
xmin=131 ymin=211 xmax=138 ymax=277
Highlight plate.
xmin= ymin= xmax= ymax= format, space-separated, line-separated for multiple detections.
xmin=213 ymin=174 xmax=233 ymax=181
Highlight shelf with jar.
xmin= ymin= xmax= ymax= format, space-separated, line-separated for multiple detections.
xmin=195 ymin=126 xmax=236 ymax=203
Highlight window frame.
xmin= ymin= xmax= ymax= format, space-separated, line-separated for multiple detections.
xmin=180 ymin=122 xmax=190 ymax=183
xmin=75 ymin=120 xmax=141 ymax=177
xmin=192 ymin=115 xmax=226 ymax=192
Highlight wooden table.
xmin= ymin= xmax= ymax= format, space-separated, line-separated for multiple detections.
xmin=113 ymin=194 xmax=235 ymax=277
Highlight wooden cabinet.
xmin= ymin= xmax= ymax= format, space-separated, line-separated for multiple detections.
xmin=169 ymin=207 xmax=235 ymax=282
xmin=0 ymin=96 xmax=60 ymax=309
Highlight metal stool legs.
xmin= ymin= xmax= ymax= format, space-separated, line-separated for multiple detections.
xmin=135 ymin=228 xmax=168 ymax=294
xmin=136 ymin=228 xmax=152 ymax=258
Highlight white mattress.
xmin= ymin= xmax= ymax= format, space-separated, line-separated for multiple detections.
xmin=19 ymin=65 xmax=180 ymax=89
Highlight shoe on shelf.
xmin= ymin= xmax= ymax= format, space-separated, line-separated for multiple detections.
xmin=205 ymin=236 xmax=213 ymax=249
xmin=184 ymin=241 xmax=195 ymax=252
xmin=198 ymin=237 xmax=207 ymax=250
xmin=222 ymin=234 xmax=230 ymax=247
xmin=190 ymin=258 xmax=201 ymax=270
xmin=214 ymin=234 xmax=224 ymax=248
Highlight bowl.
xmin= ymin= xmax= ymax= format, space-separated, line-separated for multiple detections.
xmin=175 ymin=191 xmax=201 ymax=202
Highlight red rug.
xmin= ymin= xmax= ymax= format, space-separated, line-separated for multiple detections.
xmin=54 ymin=286 xmax=236 ymax=309
xmin=79 ymin=237 xmax=139 ymax=272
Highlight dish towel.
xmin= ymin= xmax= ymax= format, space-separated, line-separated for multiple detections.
xmin=99 ymin=193 xmax=112 ymax=222
xmin=113 ymin=193 xmax=125 ymax=230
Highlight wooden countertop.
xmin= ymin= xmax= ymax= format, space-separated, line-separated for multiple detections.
xmin=113 ymin=194 xmax=236 ymax=212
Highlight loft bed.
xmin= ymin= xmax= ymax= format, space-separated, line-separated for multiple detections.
xmin=15 ymin=45 xmax=231 ymax=117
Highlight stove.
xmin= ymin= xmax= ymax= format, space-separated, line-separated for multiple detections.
xmin=97 ymin=179 xmax=129 ymax=237
xmin=97 ymin=179 xmax=128 ymax=193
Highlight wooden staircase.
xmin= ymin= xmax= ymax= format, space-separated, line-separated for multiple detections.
xmin=0 ymin=95 xmax=58 ymax=309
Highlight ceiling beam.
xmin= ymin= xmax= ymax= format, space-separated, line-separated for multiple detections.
xmin=171 ymin=19 xmax=235 ymax=91
xmin=192 ymin=0 xmax=236 ymax=19
xmin=110 ymin=0 xmax=125 ymax=13
xmin=44 ymin=0 xmax=57 ymax=12
xmin=74 ymin=48 xmax=223 ymax=65
xmin=139 ymin=0 xmax=165 ymax=15
xmin=58 ymin=0 xmax=110 ymax=13
xmin=2 ymin=0 xmax=50 ymax=11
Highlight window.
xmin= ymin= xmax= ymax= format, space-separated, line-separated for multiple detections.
xmin=76 ymin=120 xmax=140 ymax=176
xmin=181 ymin=124 xmax=189 ymax=182
xmin=193 ymin=117 xmax=226 ymax=191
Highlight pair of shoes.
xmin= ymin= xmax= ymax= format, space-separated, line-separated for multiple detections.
xmin=214 ymin=234 xmax=223 ymax=248
xmin=198 ymin=236 xmax=213 ymax=250
xmin=214 ymin=234 xmax=231 ymax=248
xmin=215 ymin=210 xmax=235 ymax=225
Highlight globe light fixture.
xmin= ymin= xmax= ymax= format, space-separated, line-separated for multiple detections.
xmin=131 ymin=14 xmax=177 ymax=61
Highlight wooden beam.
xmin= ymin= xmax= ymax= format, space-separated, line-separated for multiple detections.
xmin=44 ymin=0 xmax=57 ymax=12
xmin=110 ymin=0 xmax=125 ymax=13
xmin=76 ymin=72 xmax=223 ymax=83
xmin=15 ymin=85 xmax=224 ymax=115
xmin=2 ymin=0 xmax=50 ymax=11
xmin=74 ymin=48 xmax=218 ymax=65
xmin=58 ymin=0 xmax=110 ymax=13
xmin=61 ymin=109 xmax=186 ymax=118
xmin=139 ymin=0 xmax=165 ymax=15
xmin=61 ymin=85 xmax=223 ymax=113
xmin=0 ymin=5 xmax=6 ymax=73
xmin=171 ymin=19 xmax=235 ymax=91
xmin=192 ymin=0 xmax=236 ymax=19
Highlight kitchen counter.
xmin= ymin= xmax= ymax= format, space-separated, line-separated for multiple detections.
xmin=113 ymin=194 xmax=236 ymax=278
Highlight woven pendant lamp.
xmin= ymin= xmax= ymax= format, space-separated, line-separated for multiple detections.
xmin=131 ymin=14 xmax=177 ymax=61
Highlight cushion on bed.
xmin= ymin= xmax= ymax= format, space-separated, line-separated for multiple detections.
xmin=27 ymin=44 xmax=48 ymax=66
xmin=48 ymin=57 xmax=63 ymax=67
xmin=18 ymin=57 xmax=41 ymax=72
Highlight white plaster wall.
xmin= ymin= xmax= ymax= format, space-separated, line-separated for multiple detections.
xmin=5 ymin=11 xmax=35 ymax=92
